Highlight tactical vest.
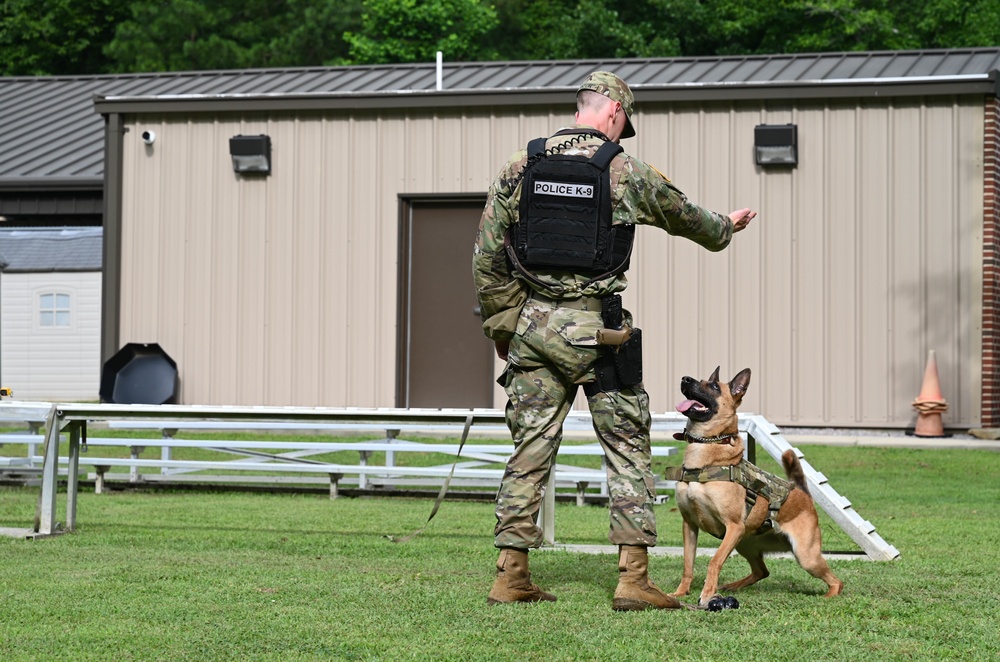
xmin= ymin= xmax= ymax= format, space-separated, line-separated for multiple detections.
xmin=512 ymin=136 xmax=633 ymax=276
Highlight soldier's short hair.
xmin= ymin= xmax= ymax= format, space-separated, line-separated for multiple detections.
xmin=577 ymin=89 xmax=611 ymax=113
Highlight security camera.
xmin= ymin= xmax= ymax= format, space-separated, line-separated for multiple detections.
xmin=142 ymin=130 xmax=156 ymax=145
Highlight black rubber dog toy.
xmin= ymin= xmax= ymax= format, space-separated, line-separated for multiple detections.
xmin=707 ymin=596 xmax=740 ymax=611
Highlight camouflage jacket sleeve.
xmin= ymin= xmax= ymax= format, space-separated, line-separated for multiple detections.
xmin=618 ymin=157 xmax=734 ymax=251
xmin=472 ymin=151 xmax=530 ymax=341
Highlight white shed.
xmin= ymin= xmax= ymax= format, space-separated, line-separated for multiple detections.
xmin=0 ymin=227 xmax=102 ymax=401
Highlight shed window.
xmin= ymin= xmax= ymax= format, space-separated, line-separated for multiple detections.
xmin=39 ymin=293 xmax=71 ymax=327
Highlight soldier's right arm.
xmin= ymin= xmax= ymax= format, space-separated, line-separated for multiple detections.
xmin=622 ymin=157 xmax=734 ymax=252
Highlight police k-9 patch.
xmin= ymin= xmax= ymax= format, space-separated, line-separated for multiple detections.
xmin=533 ymin=181 xmax=594 ymax=198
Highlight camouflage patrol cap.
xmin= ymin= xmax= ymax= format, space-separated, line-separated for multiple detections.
xmin=577 ymin=71 xmax=636 ymax=139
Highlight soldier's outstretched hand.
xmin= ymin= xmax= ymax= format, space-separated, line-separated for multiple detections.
xmin=729 ymin=208 xmax=756 ymax=232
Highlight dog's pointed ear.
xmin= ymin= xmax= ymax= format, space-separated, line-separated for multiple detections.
xmin=709 ymin=366 xmax=720 ymax=383
xmin=729 ymin=368 xmax=752 ymax=399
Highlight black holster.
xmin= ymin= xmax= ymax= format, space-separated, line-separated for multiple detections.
xmin=583 ymin=295 xmax=643 ymax=396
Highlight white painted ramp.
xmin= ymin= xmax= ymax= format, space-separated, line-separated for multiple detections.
xmin=539 ymin=412 xmax=900 ymax=561
xmin=743 ymin=415 xmax=900 ymax=561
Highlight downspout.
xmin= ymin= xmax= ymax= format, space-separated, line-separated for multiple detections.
xmin=100 ymin=110 xmax=126 ymax=370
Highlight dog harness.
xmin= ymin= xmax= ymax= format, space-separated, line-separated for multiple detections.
xmin=664 ymin=456 xmax=793 ymax=537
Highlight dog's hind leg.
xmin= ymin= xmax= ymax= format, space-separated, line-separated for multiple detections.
xmin=792 ymin=543 xmax=843 ymax=597
xmin=720 ymin=541 xmax=769 ymax=592
xmin=782 ymin=516 xmax=844 ymax=597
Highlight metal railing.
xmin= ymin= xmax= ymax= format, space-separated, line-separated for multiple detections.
xmin=0 ymin=402 xmax=898 ymax=560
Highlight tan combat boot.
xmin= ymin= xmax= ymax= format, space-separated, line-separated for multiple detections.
xmin=612 ymin=545 xmax=682 ymax=611
xmin=487 ymin=548 xmax=557 ymax=605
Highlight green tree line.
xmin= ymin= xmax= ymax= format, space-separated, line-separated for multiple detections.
xmin=2 ymin=0 xmax=999 ymax=76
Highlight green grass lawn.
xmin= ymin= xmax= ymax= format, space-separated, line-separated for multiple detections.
xmin=1 ymin=443 xmax=998 ymax=660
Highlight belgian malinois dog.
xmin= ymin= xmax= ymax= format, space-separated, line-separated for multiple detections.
xmin=671 ymin=367 xmax=843 ymax=605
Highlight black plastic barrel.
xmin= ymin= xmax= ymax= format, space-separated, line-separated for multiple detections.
xmin=99 ymin=343 xmax=178 ymax=405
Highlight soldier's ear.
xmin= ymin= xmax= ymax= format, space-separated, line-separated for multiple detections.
xmin=729 ymin=369 xmax=751 ymax=400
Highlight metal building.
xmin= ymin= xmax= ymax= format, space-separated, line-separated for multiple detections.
xmin=3 ymin=49 xmax=999 ymax=429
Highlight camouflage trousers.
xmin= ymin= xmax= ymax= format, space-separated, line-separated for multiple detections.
xmin=494 ymin=299 xmax=657 ymax=549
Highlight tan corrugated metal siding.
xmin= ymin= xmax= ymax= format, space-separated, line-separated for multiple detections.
xmin=119 ymin=108 xmax=560 ymax=407
xmin=625 ymin=97 xmax=982 ymax=427
xmin=118 ymin=96 xmax=983 ymax=427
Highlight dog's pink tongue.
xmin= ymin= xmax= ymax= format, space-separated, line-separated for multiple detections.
xmin=676 ymin=399 xmax=699 ymax=414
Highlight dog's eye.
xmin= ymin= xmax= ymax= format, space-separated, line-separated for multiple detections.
xmin=709 ymin=381 xmax=720 ymax=391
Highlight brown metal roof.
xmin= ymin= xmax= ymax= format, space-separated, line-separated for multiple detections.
xmin=1 ymin=49 xmax=999 ymax=186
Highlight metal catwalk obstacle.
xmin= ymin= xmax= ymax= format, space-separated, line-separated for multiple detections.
xmin=0 ymin=402 xmax=898 ymax=560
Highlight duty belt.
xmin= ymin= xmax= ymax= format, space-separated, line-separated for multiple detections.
xmin=528 ymin=291 xmax=604 ymax=312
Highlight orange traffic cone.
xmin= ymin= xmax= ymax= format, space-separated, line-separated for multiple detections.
xmin=916 ymin=349 xmax=945 ymax=402
xmin=912 ymin=350 xmax=948 ymax=437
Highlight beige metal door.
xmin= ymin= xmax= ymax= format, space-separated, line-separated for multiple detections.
xmin=399 ymin=197 xmax=494 ymax=408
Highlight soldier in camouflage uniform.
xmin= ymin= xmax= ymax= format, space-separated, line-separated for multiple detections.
xmin=473 ymin=71 xmax=756 ymax=610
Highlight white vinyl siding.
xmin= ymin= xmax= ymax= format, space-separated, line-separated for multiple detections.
xmin=1 ymin=272 xmax=102 ymax=401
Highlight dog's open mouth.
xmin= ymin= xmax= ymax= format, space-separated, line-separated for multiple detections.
xmin=676 ymin=398 xmax=709 ymax=415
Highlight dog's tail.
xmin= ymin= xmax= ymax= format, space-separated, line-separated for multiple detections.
xmin=781 ymin=449 xmax=810 ymax=495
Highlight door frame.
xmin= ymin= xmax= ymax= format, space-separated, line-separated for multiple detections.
xmin=396 ymin=193 xmax=488 ymax=407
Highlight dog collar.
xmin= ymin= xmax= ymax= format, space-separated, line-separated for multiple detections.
xmin=673 ymin=431 xmax=739 ymax=444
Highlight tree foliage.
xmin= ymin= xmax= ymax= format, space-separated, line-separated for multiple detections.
xmin=484 ymin=0 xmax=1000 ymax=60
xmin=102 ymin=0 xmax=363 ymax=73
xmin=344 ymin=0 xmax=498 ymax=64
xmin=486 ymin=0 xmax=679 ymax=61
xmin=0 ymin=0 xmax=128 ymax=75
xmin=2 ymin=0 xmax=1000 ymax=76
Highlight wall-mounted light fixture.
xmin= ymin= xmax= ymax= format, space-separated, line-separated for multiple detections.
xmin=229 ymin=134 xmax=271 ymax=174
xmin=754 ymin=124 xmax=798 ymax=167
